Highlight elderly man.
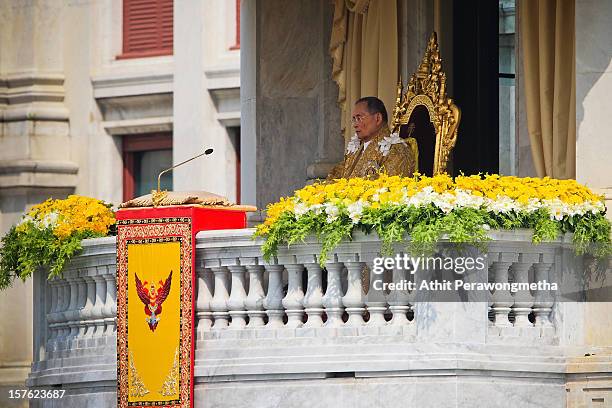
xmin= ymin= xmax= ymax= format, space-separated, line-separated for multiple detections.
xmin=327 ymin=97 xmax=416 ymax=180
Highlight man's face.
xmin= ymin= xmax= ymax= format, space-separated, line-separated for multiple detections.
xmin=352 ymin=102 xmax=383 ymax=142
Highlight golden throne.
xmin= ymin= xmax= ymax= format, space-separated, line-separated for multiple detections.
xmin=391 ymin=32 xmax=460 ymax=176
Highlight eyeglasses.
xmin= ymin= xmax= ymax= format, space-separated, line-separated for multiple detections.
xmin=351 ymin=113 xmax=372 ymax=124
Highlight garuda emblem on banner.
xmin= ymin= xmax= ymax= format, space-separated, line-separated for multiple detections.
xmin=135 ymin=271 xmax=173 ymax=332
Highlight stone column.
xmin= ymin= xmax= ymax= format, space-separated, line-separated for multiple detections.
xmin=240 ymin=0 xmax=342 ymax=209
xmin=239 ymin=0 xmax=258 ymax=207
xmin=575 ymin=0 xmax=612 ymax=350
xmin=0 ymin=0 xmax=77 ymax=230
xmin=173 ymin=0 xmax=236 ymax=199
xmin=0 ymin=2 xmax=77 ymax=402
xmin=576 ymin=1 xmax=612 ymax=221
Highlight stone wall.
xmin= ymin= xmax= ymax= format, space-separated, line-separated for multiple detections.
xmin=576 ymin=0 xmax=612 ymax=220
xmin=240 ymin=0 xmax=343 ymax=210
xmin=572 ymin=5 xmax=612 ymax=403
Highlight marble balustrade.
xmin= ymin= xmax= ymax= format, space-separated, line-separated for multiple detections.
xmin=31 ymin=229 xmax=571 ymax=359
xmin=27 ymin=229 xmax=592 ymax=408
xmin=195 ymin=229 xmax=565 ymax=341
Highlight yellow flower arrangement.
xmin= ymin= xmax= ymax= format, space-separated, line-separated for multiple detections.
xmin=17 ymin=195 xmax=116 ymax=239
xmin=1 ymin=195 xmax=116 ymax=290
xmin=256 ymin=174 xmax=610 ymax=264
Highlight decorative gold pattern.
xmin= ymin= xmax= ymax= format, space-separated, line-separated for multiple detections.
xmin=117 ymin=219 xmax=193 ymax=408
xmin=390 ymin=32 xmax=461 ymax=175
xmin=128 ymin=351 xmax=150 ymax=398
xmin=327 ymin=126 xmax=416 ymax=180
xmin=158 ymin=347 xmax=180 ymax=397
xmin=151 ymin=190 xmax=168 ymax=208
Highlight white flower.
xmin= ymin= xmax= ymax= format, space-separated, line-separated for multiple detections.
xmin=484 ymin=195 xmax=517 ymax=214
xmin=378 ymin=132 xmax=407 ymax=157
xmin=454 ymin=189 xmax=484 ymax=209
xmin=18 ymin=214 xmax=34 ymax=226
xmin=519 ymin=198 xmax=542 ymax=213
xmin=311 ymin=204 xmax=324 ymax=215
xmin=293 ymin=202 xmax=309 ymax=218
xmin=542 ymin=198 xmax=569 ymax=221
xmin=41 ymin=211 xmax=60 ymax=229
xmin=324 ymin=203 xmax=340 ymax=222
xmin=346 ymin=134 xmax=361 ymax=155
xmin=433 ymin=192 xmax=456 ymax=214
xmin=407 ymin=186 xmax=436 ymax=206
xmin=371 ymin=187 xmax=388 ymax=203
xmin=347 ymin=200 xmax=365 ymax=224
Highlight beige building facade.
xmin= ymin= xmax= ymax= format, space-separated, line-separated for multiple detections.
xmin=0 ymin=1 xmax=240 ymax=406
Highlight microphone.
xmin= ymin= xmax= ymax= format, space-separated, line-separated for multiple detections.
xmin=156 ymin=148 xmax=214 ymax=193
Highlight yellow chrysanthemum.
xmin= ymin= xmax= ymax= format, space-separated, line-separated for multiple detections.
xmin=22 ymin=195 xmax=115 ymax=239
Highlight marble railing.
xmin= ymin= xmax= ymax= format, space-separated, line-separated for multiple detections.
xmin=195 ymin=229 xmax=565 ymax=342
xmin=27 ymin=229 xmax=599 ymax=408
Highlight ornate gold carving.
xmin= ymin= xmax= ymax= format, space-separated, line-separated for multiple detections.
xmin=151 ymin=189 xmax=168 ymax=207
xmin=391 ymin=32 xmax=461 ymax=175
xmin=129 ymin=351 xmax=150 ymax=398
xmin=159 ymin=346 xmax=180 ymax=397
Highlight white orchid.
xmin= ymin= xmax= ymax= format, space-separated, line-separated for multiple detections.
xmin=346 ymin=134 xmax=361 ymax=155
xmin=378 ymin=132 xmax=407 ymax=157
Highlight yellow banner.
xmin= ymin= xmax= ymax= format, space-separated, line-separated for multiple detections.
xmin=127 ymin=241 xmax=181 ymax=404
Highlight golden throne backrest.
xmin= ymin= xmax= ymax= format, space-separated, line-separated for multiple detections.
xmin=391 ymin=32 xmax=461 ymax=176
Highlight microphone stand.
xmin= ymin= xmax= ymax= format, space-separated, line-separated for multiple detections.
xmin=152 ymin=148 xmax=214 ymax=207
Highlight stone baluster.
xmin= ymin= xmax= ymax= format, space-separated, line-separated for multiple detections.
xmin=196 ymin=267 xmax=214 ymax=332
xmin=81 ymin=274 xmax=96 ymax=338
xmin=46 ymin=278 xmax=60 ymax=345
xmin=91 ymin=273 xmax=107 ymax=337
xmin=489 ymin=252 xmax=515 ymax=327
xmin=64 ymin=275 xmax=80 ymax=343
xmin=322 ymin=260 xmax=345 ymax=327
xmin=511 ymin=253 xmax=536 ymax=327
xmin=282 ymin=264 xmax=305 ymax=328
xmin=342 ymin=262 xmax=366 ymax=326
xmin=263 ymin=264 xmax=285 ymax=327
xmin=366 ymin=261 xmax=387 ymax=326
xmin=388 ymin=261 xmax=411 ymax=326
xmin=533 ymin=253 xmax=554 ymax=327
xmin=102 ymin=270 xmax=117 ymax=336
xmin=227 ymin=263 xmax=248 ymax=329
xmin=245 ymin=265 xmax=266 ymax=327
xmin=302 ymin=263 xmax=324 ymax=327
xmin=210 ymin=266 xmax=231 ymax=329
xmin=55 ymin=279 xmax=70 ymax=343
xmin=406 ymin=272 xmax=417 ymax=322
xmin=50 ymin=278 xmax=68 ymax=351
